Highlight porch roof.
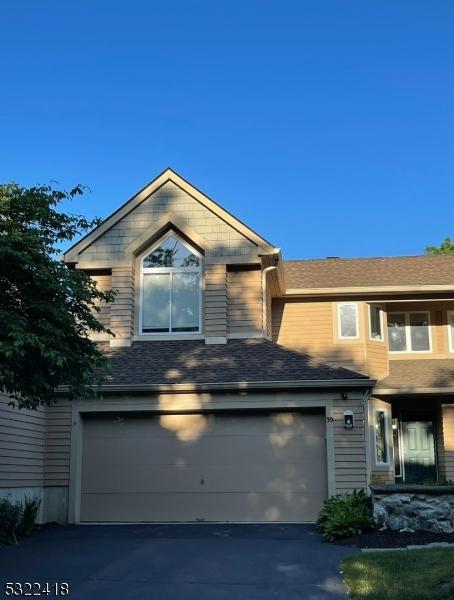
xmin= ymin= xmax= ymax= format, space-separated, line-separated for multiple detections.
xmin=376 ymin=359 xmax=454 ymax=390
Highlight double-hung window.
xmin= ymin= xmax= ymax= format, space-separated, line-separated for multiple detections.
xmin=141 ymin=233 xmax=201 ymax=334
xmin=387 ymin=312 xmax=431 ymax=353
xmin=338 ymin=303 xmax=359 ymax=339
xmin=369 ymin=304 xmax=383 ymax=341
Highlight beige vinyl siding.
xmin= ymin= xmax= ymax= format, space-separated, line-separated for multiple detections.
xmin=272 ymin=299 xmax=367 ymax=373
xmin=438 ymin=404 xmax=454 ymax=481
xmin=365 ymin=341 xmax=388 ymax=379
xmin=0 ymin=394 xmax=72 ymax=490
xmin=44 ymin=401 xmax=72 ymax=487
xmin=90 ymin=272 xmax=112 ymax=329
xmin=111 ymin=266 xmax=135 ymax=340
xmin=435 ymin=404 xmax=446 ymax=480
xmin=204 ymin=264 xmax=227 ymax=339
xmin=0 ymin=393 xmax=46 ymax=488
xmin=78 ymin=181 xmax=257 ymax=262
xmin=227 ymin=268 xmax=262 ymax=335
xmin=332 ymin=397 xmax=367 ymax=492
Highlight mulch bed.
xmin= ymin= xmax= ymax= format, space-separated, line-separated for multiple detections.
xmin=335 ymin=529 xmax=454 ymax=548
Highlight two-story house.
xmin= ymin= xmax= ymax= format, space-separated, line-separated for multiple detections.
xmin=1 ymin=168 xmax=454 ymax=524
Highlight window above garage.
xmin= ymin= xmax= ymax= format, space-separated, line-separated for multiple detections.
xmin=140 ymin=233 xmax=202 ymax=334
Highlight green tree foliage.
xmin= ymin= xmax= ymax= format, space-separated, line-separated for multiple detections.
xmin=0 ymin=183 xmax=116 ymax=409
xmin=425 ymin=237 xmax=454 ymax=255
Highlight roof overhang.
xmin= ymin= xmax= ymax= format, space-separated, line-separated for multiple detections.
xmin=284 ymin=285 xmax=454 ymax=297
xmin=56 ymin=378 xmax=375 ymax=395
xmin=374 ymin=387 xmax=454 ymax=395
xmin=64 ymin=168 xmax=278 ymax=264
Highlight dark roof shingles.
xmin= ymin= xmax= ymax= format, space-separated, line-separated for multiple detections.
xmin=284 ymin=255 xmax=454 ymax=289
xmin=98 ymin=338 xmax=368 ymax=386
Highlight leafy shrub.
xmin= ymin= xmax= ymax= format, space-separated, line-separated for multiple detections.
xmin=0 ymin=496 xmax=41 ymax=545
xmin=0 ymin=499 xmax=23 ymax=544
xmin=19 ymin=496 xmax=42 ymax=537
xmin=316 ymin=489 xmax=374 ymax=542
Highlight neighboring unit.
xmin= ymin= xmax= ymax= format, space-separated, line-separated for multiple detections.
xmin=2 ymin=169 xmax=454 ymax=523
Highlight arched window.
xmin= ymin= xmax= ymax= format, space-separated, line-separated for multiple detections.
xmin=140 ymin=233 xmax=202 ymax=334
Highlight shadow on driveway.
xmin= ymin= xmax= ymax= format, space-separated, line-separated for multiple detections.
xmin=0 ymin=524 xmax=357 ymax=599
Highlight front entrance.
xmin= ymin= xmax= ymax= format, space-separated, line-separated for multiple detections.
xmin=393 ymin=417 xmax=437 ymax=483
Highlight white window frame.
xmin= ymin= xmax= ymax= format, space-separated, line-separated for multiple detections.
xmin=337 ymin=303 xmax=360 ymax=340
xmin=387 ymin=311 xmax=432 ymax=354
xmin=447 ymin=311 xmax=454 ymax=353
xmin=368 ymin=304 xmax=384 ymax=342
xmin=374 ymin=408 xmax=390 ymax=467
xmin=139 ymin=232 xmax=203 ymax=336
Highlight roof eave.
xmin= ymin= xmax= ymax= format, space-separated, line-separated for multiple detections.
xmin=375 ymin=386 xmax=454 ymax=395
xmin=284 ymin=284 xmax=454 ymax=297
xmin=55 ymin=378 xmax=374 ymax=395
xmin=63 ymin=168 xmax=277 ymax=263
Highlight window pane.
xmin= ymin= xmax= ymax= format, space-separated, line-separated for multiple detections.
xmin=409 ymin=313 xmax=430 ymax=351
xmin=370 ymin=305 xmax=382 ymax=340
xmin=375 ymin=411 xmax=388 ymax=464
xmin=143 ymin=235 xmax=199 ymax=268
xmin=387 ymin=313 xmax=406 ymax=351
xmin=142 ymin=273 xmax=170 ymax=332
xmin=171 ymin=273 xmax=200 ymax=332
xmin=339 ymin=304 xmax=358 ymax=338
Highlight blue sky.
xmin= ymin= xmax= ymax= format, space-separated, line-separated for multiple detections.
xmin=1 ymin=1 xmax=453 ymax=259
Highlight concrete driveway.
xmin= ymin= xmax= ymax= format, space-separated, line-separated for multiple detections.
xmin=0 ymin=524 xmax=357 ymax=599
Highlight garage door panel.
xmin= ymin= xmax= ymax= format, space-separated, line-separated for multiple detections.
xmin=84 ymin=413 xmax=313 ymax=437
xmin=80 ymin=411 xmax=327 ymax=522
xmin=83 ymin=412 xmax=321 ymax=439
xmin=83 ymin=433 xmax=325 ymax=468
xmin=81 ymin=491 xmax=323 ymax=522
xmin=82 ymin=463 xmax=327 ymax=495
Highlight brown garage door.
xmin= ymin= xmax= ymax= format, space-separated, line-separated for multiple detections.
xmin=80 ymin=411 xmax=327 ymax=523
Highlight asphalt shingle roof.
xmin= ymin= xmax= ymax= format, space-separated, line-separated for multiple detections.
xmin=376 ymin=359 xmax=454 ymax=389
xmin=284 ymin=255 xmax=454 ymax=289
xmin=98 ymin=338 xmax=369 ymax=386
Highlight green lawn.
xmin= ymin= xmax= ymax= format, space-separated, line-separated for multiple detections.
xmin=342 ymin=548 xmax=454 ymax=600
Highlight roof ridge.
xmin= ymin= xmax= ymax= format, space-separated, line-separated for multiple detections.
xmin=285 ymin=254 xmax=454 ymax=263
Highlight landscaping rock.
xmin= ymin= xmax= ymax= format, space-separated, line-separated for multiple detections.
xmin=371 ymin=485 xmax=454 ymax=533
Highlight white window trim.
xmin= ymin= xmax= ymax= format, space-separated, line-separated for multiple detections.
xmin=387 ymin=310 xmax=432 ymax=354
xmin=139 ymin=231 xmax=203 ymax=336
xmin=447 ymin=310 xmax=454 ymax=353
xmin=337 ymin=302 xmax=360 ymax=340
xmin=374 ymin=408 xmax=391 ymax=467
xmin=368 ymin=304 xmax=384 ymax=342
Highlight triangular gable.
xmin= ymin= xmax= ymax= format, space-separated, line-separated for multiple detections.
xmin=64 ymin=168 xmax=276 ymax=263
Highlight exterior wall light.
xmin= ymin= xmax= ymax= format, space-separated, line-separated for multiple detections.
xmin=343 ymin=410 xmax=354 ymax=429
